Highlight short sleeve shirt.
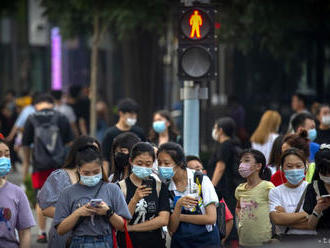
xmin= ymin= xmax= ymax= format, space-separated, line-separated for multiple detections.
xmin=207 ymin=140 xmax=235 ymax=199
xmin=14 ymin=105 xmax=35 ymax=128
xmin=117 ymin=177 xmax=170 ymax=247
xmin=38 ymin=169 xmax=72 ymax=210
xmin=0 ymin=182 xmax=36 ymax=248
xmin=303 ymin=180 xmax=330 ymax=234
xmin=235 ymin=181 xmax=274 ymax=246
xmin=268 ymin=181 xmax=316 ymax=235
xmin=54 ymin=181 xmax=131 ymax=237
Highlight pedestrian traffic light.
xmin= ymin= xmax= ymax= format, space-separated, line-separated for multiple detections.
xmin=178 ymin=5 xmax=217 ymax=80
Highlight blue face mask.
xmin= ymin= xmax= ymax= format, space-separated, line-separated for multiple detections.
xmin=80 ymin=172 xmax=102 ymax=187
xmin=308 ymin=128 xmax=317 ymax=142
xmin=284 ymin=169 xmax=305 ymax=185
xmin=0 ymin=157 xmax=11 ymax=177
xmin=153 ymin=121 xmax=166 ymax=134
xmin=132 ymin=165 xmax=152 ymax=179
xmin=159 ymin=166 xmax=175 ymax=180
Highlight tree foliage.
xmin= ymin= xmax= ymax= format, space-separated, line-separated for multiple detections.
xmin=215 ymin=0 xmax=330 ymax=60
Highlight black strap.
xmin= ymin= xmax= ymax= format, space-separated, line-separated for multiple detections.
xmin=284 ymin=185 xmax=308 ymax=234
xmin=74 ymin=181 xmax=104 ymax=230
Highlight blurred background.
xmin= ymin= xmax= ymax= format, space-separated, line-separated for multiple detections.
xmin=1 ymin=0 xmax=330 ymax=152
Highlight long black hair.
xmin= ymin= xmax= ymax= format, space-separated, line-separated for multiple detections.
xmin=314 ymin=145 xmax=330 ymax=181
xmin=240 ymin=149 xmax=271 ymax=181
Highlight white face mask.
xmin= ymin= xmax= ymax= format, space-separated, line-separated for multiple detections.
xmin=319 ymin=173 xmax=330 ymax=184
xmin=212 ymin=129 xmax=219 ymax=141
xmin=321 ymin=115 xmax=330 ymax=126
xmin=126 ymin=118 xmax=137 ymax=127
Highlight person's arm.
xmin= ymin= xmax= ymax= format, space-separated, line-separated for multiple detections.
xmin=236 ymin=200 xmax=241 ymax=218
xmin=42 ymin=206 xmax=55 ymax=218
xmin=211 ymin=161 xmax=225 ymax=187
xmin=223 ymin=219 xmax=233 ymax=245
xmin=270 ymin=211 xmax=308 ymax=226
xmin=22 ymin=146 xmax=31 ymax=181
xmin=307 ymin=198 xmax=330 ymax=229
xmin=70 ymin=123 xmax=79 ymax=138
xmin=180 ymin=203 xmax=217 ymax=225
xmin=78 ymin=118 xmax=88 ymax=135
xmin=57 ymin=205 xmax=95 ymax=235
xmin=128 ymin=211 xmax=169 ymax=232
xmin=6 ymin=125 xmax=19 ymax=142
xmin=289 ymin=219 xmax=314 ymax=230
xmin=18 ymin=228 xmax=31 ymax=248
xmin=168 ymin=196 xmax=198 ymax=233
xmin=127 ymin=185 xmax=152 ymax=216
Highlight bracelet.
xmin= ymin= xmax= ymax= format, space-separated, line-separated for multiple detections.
xmin=312 ymin=210 xmax=322 ymax=218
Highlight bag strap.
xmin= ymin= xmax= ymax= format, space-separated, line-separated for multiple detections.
xmin=313 ymin=180 xmax=321 ymax=198
xmin=284 ymin=184 xmax=308 ymax=234
xmin=124 ymin=219 xmax=133 ymax=248
xmin=194 ymin=171 xmax=204 ymax=199
xmin=118 ymin=179 xmax=127 ymax=199
xmin=73 ymin=182 xmax=104 ymax=230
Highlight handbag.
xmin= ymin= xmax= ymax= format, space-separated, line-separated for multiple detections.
xmin=112 ymin=219 xmax=133 ymax=248
xmin=65 ymin=182 xmax=104 ymax=248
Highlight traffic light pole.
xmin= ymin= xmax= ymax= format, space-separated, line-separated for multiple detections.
xmin=181 ymin=81 xmax=208 ymax=156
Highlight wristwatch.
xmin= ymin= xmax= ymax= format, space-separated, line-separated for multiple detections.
xmin=312 ymin=210 xmax=323 ymax=218
xmin=106 ymin=207 xmax=114 ymax=219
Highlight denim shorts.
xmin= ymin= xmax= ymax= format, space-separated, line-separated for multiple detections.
xmin=70 ymin=235 xmax=113 ymax=248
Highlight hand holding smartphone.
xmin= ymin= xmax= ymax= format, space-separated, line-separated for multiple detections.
xmin=321 ymin=194 xmax=330 ymax=199
xmin=143 ymin=179 xmax=153 ymax=189
xmin=89 ymin=199 xmax=102 ymax=208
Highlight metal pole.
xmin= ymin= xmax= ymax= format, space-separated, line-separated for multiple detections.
xmin=183 ymin=81 xmax=200 ymax=156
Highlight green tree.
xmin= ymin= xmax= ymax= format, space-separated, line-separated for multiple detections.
xmin=42 ymin=0 xmax=172 ymax=136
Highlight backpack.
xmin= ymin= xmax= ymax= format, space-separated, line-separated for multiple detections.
xmin=30 ymin=111 xmax=66 ymax=170
xmin=194 ymin=171 xmax=226 ymax=240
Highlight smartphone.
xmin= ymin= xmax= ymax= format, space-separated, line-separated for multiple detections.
xmin=143 ymin=179 xmax=153 ymax=188
xmin=321 ymin=194 xmax=330 ymax=199
xmin=90 ymin=199 xmax=102 ymax=207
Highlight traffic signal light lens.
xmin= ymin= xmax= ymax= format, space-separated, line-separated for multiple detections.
xmin=181 ymin=47 xmax=211 ymax=78
xmin=181 ymin=9 xmax=211 ymax=40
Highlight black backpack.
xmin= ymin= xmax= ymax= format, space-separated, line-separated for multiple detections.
xmin=30 ymin=112 xmax=66 ymax=170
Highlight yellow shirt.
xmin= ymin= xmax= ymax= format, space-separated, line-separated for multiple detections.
xmin=235 ymin=180 xmax=275 ymax=246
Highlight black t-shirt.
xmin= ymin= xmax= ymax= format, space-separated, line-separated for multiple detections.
xmin=117 ymin=177 xmax=169 ymax=248
xmin=22 ymin=109 xmax=74 ymax=171
xmin=303 ymin=180 xmax=330 ymax=236
xmin=102 ymin=126 xmax=146 ymax=161
xmin=315 ymin=128 xmax=330 ymax=145
xmin=207 ymin=140 xmax=236 ymax=201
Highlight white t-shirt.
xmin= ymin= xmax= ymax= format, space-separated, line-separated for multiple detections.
xmin=55 ymin=104 xmax=76 ymax=123
xmin=252 ymin=133 xmax=278 ymax=164
xmin=268 ymin=181 xmax=317 ymax=235
xmin=168 ymin=168 xmax=219 ymax=231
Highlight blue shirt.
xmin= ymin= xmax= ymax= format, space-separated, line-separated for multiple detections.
xmin=309 ymin=142 xmax=320 ymax=162
xmin=15 ymin=105 xmax=35 ymax=128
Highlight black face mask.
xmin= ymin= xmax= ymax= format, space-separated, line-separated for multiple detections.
xmin=114 ymin=152 xmax=129 ymax=169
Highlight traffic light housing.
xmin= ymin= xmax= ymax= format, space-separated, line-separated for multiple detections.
xmin=178 ymin=5 xmax=217 ymax=80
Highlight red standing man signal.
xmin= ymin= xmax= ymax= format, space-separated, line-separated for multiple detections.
xmin=189 ymin=10 xmax=203 ymax=39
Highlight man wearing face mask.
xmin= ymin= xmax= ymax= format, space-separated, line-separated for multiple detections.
xmin=102 ymin=98 xmax=146 ymax=168
xmin=292 ymin=113 xmax=320 ymax=162
xmin=315 ymin=104 xmax=330 ymax=145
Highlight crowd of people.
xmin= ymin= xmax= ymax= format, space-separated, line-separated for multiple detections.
xmin=0 ymin=90 xmax=329 ymax=248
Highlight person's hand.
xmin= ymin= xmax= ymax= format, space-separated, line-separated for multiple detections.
xmin=275 ymin=206 xmax=286 ymax=213
xmin=132 ymin=185 xmax=152 ymax=202
xmin=88 ymin=201 xmax=110 ymax=216
xmin=177 ymin=196 xmax=198 ymax=209
xmin=127 ymin=225 xmax=134 ymax=232
xmin=314 ymin=197 xmax=330 ymax=213
xmin=74 ymin=205 xmax=96 ymax=217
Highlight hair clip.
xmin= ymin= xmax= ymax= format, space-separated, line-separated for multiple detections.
xmin=320 ymin=144 xmax=330 ymax=150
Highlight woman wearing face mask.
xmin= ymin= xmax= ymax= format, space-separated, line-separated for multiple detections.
xmin=109 ymin=132 xmax=141 ymax=183
xmin=53 ymin=146 xmax=131 ymax=248
xmin=303 ymin=144 xmax=330 ymax=238
xmin=269 ymin=148 xmax=317 ymax=242
xmin=148 ymin=110 xmax=182 ymax=147
xmin=38 ymin=136 xmax=101 ymax=248
xmin=117 ymin=142 xmax=170 ymax=248
xmin=235 ymin=149 xmax=274 ymax=247
xmin=0 ymin=135 xmax=36 ymax=248
xmin=158 ymin=142 xmax=220 ymax=248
